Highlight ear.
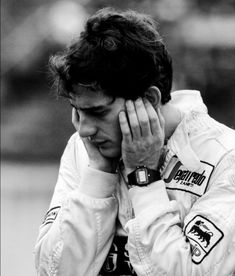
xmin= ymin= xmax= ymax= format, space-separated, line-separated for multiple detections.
xmin=144 ymin=86 xmax=161 ymax=108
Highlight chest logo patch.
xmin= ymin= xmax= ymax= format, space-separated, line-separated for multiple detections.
xmin=184 ymin=215 xmax=224 ymax=264
xmin=164 ymin=156 xmax=214 ymax=196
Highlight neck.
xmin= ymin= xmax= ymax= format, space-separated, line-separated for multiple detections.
xmin=161 ymin=103 xmax=182 ymax=140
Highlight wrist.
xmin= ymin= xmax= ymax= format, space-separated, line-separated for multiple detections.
xmin=127 ymin=166 xmax=161 ymax=187
xmin=89 ymin=165 xmax=116 ymax=173
xmin=125 ymin=167 xmax=135 ymax=175
xmin=89 ymin=160 xmax=118 ymax=174
xmin=125 ymin=159 xmax=160 ymax=175
xmin=80 ymin=167 xmax=118 ymax=198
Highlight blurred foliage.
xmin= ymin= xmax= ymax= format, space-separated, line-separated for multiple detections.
xmin=1 ymin=0 xmax=235 ymax=161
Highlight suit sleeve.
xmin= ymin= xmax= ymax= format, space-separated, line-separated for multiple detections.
xmin=125 ymin=151 xmax=235 ymax=276
xmin=34 ymin=133 xmax=119 ymax=276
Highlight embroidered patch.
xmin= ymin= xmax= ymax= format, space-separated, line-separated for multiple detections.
xmin=99 ymin=236 xmax=136 ymax=275
xmin=43 ymin=206 xmax=61 ymax=225
xmin=164 ymin=156 xmax=214 ymax=196
xmin=184 ymin=215 xmax=224 ymax=264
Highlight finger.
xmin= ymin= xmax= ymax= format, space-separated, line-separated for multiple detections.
xmin=156 ymin=107 xmax=165 ymax=130
xmin=144 ymin=99 xmax=161 ymax=136
xmin=82 ymin=137 xmax=100 ymax=163
xmin=72 ymin=108 xmax=79 ymax=130
xmin=134 ymin=98 xmax=151 ymax=137
xmin=126 ymin=100 xmax=141 ymax=139
xmin=82 ymin=137 xmax=95 ymax=153
xmin=82 ymin=137 xmax=89 ymax=152
xmin=119 ymin=111 xmax=132 ymax=143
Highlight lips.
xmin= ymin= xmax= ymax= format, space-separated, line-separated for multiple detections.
xmin=93 ymin=140 xmax=108 ymax=146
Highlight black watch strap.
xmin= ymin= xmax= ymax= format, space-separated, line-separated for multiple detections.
xmin=127 ymin=166 xmax=161 ymax=187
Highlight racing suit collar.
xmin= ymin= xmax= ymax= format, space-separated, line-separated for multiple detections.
xmin=166 ymin=90 xmax=208 ymax=172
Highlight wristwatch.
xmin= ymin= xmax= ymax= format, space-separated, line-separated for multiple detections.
xmin=127 ymin=166 xmax=161 ymax=187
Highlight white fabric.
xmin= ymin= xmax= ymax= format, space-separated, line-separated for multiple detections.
xmin=34 ymin=90 xmax=235 ymax=276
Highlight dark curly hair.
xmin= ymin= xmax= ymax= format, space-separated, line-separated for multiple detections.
xmin=49 ymin=7 xmax=173 ymax=104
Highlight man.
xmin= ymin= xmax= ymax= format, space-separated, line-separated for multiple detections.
xmin=35 ymin=8 xmax=235 ymax=276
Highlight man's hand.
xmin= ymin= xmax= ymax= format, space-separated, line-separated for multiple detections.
xmin=72 ymin=108 xmax=118 ymax=173
xmin=119 ymin=98 xmax=165 ymax=175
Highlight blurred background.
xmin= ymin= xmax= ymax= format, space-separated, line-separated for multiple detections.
xmin=1 ymin=0 xmax=235 ymax=275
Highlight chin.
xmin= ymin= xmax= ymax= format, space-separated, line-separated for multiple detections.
xmin=99 ymin=146 xmax=121 ymax=158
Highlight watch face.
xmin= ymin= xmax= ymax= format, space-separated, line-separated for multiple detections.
xmin=136 ymin=168 xmax=148 ymax=184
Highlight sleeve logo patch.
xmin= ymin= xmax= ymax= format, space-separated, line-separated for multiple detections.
xmin=43 ymin=206 xmax=61 ymax=225
xmin=185 ymin=215 xmax=224 ymax=264
xmin=164 ymin=156 xmax=214 ymax=196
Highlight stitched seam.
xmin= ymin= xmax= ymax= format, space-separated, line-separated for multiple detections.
xmin=133 ymin=220 xmax=155 ymax=276
xmin=94 ymin=211 xmax=101 ymax=276
xmin=48 ymin=198 xmax=68 ymax=276
xmin=204 ymin=248 xmax=231 ymax=276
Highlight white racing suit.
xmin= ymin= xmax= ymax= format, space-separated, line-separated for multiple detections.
xmin=35 ymin=90 xmax=235 ymax=276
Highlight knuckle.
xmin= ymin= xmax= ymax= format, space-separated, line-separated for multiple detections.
xmin=149 ymin=113 xmax=158 ymax=121
xmin=131 ymin=122 xmax=139 ymax=130
xmin=126 ymin=101 xmax=135 ymax=110
xmin=146 ymin=138 xmax=153 ymax=146
xmin=140 ymin=117 xmax=149 ymax=125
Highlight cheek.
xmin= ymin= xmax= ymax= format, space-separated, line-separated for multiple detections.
xmin=106 ymin=114 xmax=122 ymax=141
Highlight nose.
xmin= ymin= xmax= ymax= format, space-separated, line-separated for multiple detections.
xmin=78 ymin=113 xmax=97 ymax=138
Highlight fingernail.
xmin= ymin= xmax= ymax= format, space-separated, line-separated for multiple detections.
xmin=119 ymin=111 xmax=125 ymax=117
xmin=143 ymin=97 xmax=148 ymax=103
xmin=126 ymin=100 xmax=132 ymax=107
xmin=119 ymin=111 xmax=126 ymax=121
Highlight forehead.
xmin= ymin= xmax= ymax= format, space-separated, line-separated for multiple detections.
xmin=70 ymin=85 xmax=113 ymax=108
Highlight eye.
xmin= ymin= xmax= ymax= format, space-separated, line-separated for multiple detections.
xmin=91 ymin=110 xmax=108 ymax=117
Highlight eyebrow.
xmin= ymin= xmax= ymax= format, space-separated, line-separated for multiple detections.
xmin=70 ymin=101 xmax=113 ymax=112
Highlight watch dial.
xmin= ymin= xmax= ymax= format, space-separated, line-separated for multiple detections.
xmin=136 ymin=168 xmax=148 ymax=184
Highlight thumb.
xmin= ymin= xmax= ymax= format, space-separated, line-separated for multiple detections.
xmin=82 ymin=137 xmax=100 ymax=159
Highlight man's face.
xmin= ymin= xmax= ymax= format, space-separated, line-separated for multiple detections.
xmin=70 ymin=86 xmax=125 ymax=158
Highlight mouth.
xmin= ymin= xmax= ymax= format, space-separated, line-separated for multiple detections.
xmin=93 ymin=140 xmax=108 ymax=147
